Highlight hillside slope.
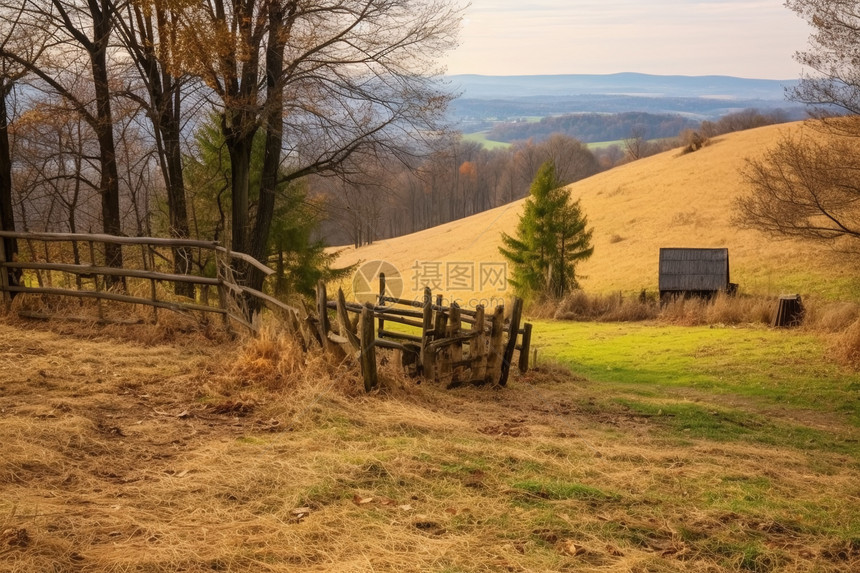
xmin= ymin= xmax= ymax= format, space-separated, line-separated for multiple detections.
xmin=333 ymin=122 xmax=857 ymax=305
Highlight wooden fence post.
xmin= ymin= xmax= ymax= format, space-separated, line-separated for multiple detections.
xmin=378 ymin=272 xmax=386 ymax=336
xmin=486 ymin=305 xmax=505 ymax=384
xmin=518 ymin=322 xmax=532 ymax=373
xmin=360 ymin=304 xmax=378 ymax=392
xmin=0 ymin=238 xmax=9 ymax=311
xmin=316 ymin=280 xmax=331 ymax=352
xmin=336 ymin=288 xmax=360 ymax=352
xmin=448 ymin=302 xmax=462 ymax=385
xmin=150 ymin=278 xmax=158 ymax=323
xmin=498 ymin=297 xmax=523 ymax=386
xmin=471 ymin=304 xmax=487 ymax=382
xmin=421 ymin=287 xmax=434 ymax=379
xmin=88 ymin=241 xmax=104 ymax=320
xmin=215 ymin=252 xmax=233 ymax=334
xmin=433 ymin=294 xmax=447 ymax=339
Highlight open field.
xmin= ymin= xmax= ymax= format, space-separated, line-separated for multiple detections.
xmin=461 ymin=131 xmax=511 ymax=150
xmin=2 ymin=316 xmax=858 ymax=572
xmin=335 ymin=122 xmax=859 ymax=305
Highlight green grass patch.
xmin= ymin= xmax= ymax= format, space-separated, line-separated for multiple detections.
xmin=460 ymin=131 xmax=510 ymax=150
xmin=534 ymin=320 xmax=860 ymax=424
xmin=511 ymin=479 xmax=618 ymax=502
xmin=702 ymin=539 xmax=785 ymax=572
xmin=614 ymin=399 xmax=857 ymax=454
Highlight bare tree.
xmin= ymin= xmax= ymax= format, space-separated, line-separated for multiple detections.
xmin=15 ymin=99 xmax=102 ymax=236
xmin=171 ymin=0 xmax=461 ymax=295
xmin=623 ymin=126 xmax=648 ymax=160
xmin=0 ymin=0 xmax=128 ymax=278
xmin=735 ymin=2 xmax=860 ymax=253
xmin=787 ymin=0 xmax=860 ymax=116
xmin=0 ymin=1 xmax=44 ymax=292
xmin=542 ymin=133 xmax=600 ymax=185
xmin=112 ymin=0 xmax=196 ymax=294
xmin=735 ymin=126 xmax=860 ymax=251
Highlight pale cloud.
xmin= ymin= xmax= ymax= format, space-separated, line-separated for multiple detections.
xmin=445 ymin=0 xmax=812 ymax=79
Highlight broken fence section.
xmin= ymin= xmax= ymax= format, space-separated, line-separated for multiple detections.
xmin=321 ymin=280 xmax=533 ymax=392
xmin=0 ymin=231 xmax=533 ymax=393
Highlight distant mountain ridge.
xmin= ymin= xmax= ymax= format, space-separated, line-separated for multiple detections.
xmin=446 ymin=73 xmax=807 ymax=124
xmin=446 ymin=73 xmax=798 ymax=100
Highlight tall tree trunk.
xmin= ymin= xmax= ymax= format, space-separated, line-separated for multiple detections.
xmin=122 ymin=3 xmax=194 ymax=296
xmin=227 ymin=130 xmax=253 ymax=259
xmin=247 ymin=1 xmax=287 ymax=299
xmin=91 ymin=7 xmax=124 ymax=282
xmin=162 ymin=100 xmax=194 ymax=296
xmin=0 ymin=79 xmax=19 ymax=294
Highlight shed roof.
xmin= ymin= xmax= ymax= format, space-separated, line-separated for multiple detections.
xmin=659 ymin=248 xmax=729 ymax=292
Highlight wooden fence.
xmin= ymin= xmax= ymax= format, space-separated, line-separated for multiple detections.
xmin=0 ymin=231 xmax=533 ymax=392
xmin=319 ymin=275 xmax=533 ymax=391
xmin=0 ymin=230 xmax=302 ymax=332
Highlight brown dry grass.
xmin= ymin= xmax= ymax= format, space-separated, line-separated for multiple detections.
xmin=331 ymin=122 xmax=856 ymax=304
xmin=538 ymin=291 xmax=777 ymax=327
xmin=832 ymin=318 xmax=860 ymax=369
xmin=1 ymin=317 xmax=859 ymax=572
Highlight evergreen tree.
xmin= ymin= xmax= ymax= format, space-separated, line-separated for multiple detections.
xmin=499 ymin=161 xmax=594 ymax=300
xmin=180 ymin=115 xmax=351 ymax=299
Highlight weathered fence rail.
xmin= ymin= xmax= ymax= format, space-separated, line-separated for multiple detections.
xmin=1 ymin=232 xmax=533 ymax=393
xmin=321 ymin=275 xmax=533 ymax=391
xmin=0 ymin=230 xmax=301 ymax=332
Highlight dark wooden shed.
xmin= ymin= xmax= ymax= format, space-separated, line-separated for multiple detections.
xmin=659 ymin=248 xmax=732 ymax=299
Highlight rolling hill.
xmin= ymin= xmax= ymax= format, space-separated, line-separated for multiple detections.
xmin=332 ymin=122 xmax=859 ymax=306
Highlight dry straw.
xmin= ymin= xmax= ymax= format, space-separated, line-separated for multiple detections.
xmin=2 ymin=313 xmax=859 ymax=571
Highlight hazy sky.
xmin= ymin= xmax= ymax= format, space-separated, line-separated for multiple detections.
xmin=444 ymin=0 xmax=812 ymax=79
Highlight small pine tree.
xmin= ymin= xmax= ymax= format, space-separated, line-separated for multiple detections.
xmin=499 ymin=161 xmax=594 ymax=300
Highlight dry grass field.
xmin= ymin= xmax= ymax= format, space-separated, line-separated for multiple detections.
xmin=1 ymin=316 xmax=858 ymax=572
xmin=3 ymin=122 xmax=859 ymax=572
xmin=333 ymin=122 xmax=858 ymax=305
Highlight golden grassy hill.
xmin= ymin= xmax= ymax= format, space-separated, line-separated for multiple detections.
xmin=332 ymin=122 xmax=858 ymax=306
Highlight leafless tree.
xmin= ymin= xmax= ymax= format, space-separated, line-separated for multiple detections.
xmin=168 ymin=0 xmax=461 ymax=297
xmin=735 ymin=2 xmax=860 ymax=254
xmin=542 ymin=133 xmax=600 ymax=185
xmin=735 ymin=125 xmax=860 ymax=252
xmin=0 ymin=0 xmax=129 ymax=278
xmin=623 ymin=126 xmax=648 ymax=160
xmin=0 ymin=1 xmax=46 ymax=290
xmin=787 ymin=0 xmax=860 ymax=117
xmin=112 ymin=0 xmax=197 ymax=294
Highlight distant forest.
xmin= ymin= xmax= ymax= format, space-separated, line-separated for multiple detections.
xmin=318 ymin=108 xmax=792 ymax=247
xmin=487 ymin=112 xmax=700 ymax=143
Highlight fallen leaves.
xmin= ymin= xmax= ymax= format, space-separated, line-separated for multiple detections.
xmin=561 ymin=540 xmax=586 ymax=556
xmin=1 ymin=528 xmax=31 ymax=549
xmin=209 ymin=400 xmax=256 ymax=416
xmin=477 ymin=419 xmax=530 ymax=437
xmin=352 ymin=494 xmax=401 ymax=507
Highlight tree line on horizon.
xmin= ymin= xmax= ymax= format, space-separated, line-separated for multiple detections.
xmin=320 ymin=106 xmax=793 ymax=248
